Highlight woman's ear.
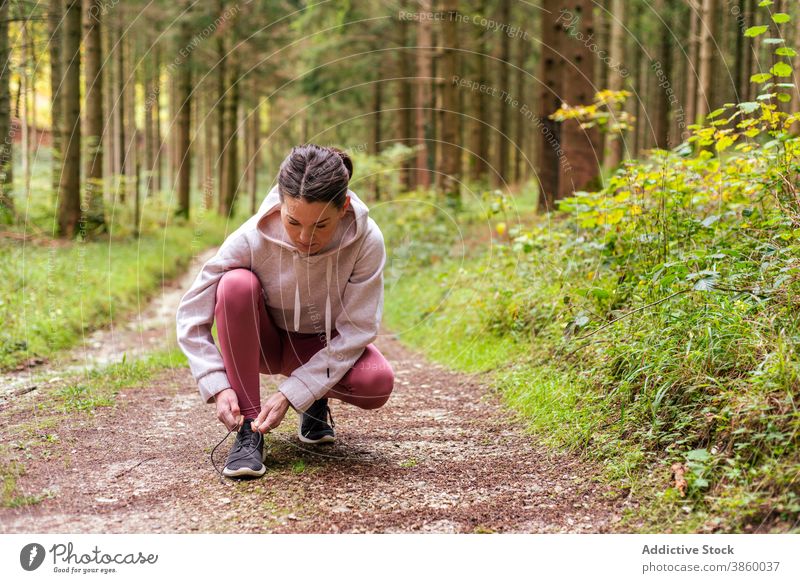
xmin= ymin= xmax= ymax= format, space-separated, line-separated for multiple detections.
xmin=340 ymin=195 xmax=350 ymax=216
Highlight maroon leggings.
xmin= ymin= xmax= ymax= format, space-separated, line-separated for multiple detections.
xmin=214 ymin=268 xmax=394 ymax=419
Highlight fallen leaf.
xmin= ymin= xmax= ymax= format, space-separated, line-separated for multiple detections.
xmin=671 ymin=462 xmax=687 ymax=496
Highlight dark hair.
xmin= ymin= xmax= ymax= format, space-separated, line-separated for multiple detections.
xmin=277 ymin=144 xmax=353 ymax=209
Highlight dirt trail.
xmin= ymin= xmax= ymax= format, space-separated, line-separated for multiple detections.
xmin=0 ymin=250 xmax=632 ymax=533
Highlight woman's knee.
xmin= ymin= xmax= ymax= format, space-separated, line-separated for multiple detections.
xmin=356 ymin=368 xmax=394 ymax=410
xmin=216 ymin=269 xmax=261 ymax=312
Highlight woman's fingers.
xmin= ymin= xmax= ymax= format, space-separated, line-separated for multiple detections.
xmin=253 ymin=405 xmax=271 ymax=433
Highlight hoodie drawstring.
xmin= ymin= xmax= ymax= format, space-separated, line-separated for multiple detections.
xmin=325 ymin=255 xmax=332 ymax=378
xmin=293 ymin=254 xmax=301 ymax=333
xmin=292 ymin=252 xmax=333 ymax=380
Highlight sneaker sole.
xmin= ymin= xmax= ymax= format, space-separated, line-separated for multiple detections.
xmin=222 ymin=464 xmax=266 ymax=478
xmin=297 ymin=413 xmax=336 ymax=444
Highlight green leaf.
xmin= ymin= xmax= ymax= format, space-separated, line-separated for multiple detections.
xmin=758 ymin=0 xmax=773 ymax=6
xmin=686 ymin=449 xmax=712 ymax=462
xmin=763 ymin=37 xmax=786 ymax=45
xmin=744 ymin=25 xmax=769 ymax=37
xmin=750 ymin=72 xmax=773 ymax=83
xmin=772 ymin=12 xmax=790 ymax=24
xmin=775 ymin=47 xmax=797 ymax=57
xmin=777 ymin=92 xmax=792 ymax=102
xmin=770 ymin=61 xmax=793 ymax=77
xmin=738 ymin=101 xmax=761 ymax=113
xmin=706 ymin=107 xmax=727 ymax=119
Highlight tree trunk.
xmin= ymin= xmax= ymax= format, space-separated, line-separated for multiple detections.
xmin=21 ymin=19 xmax=30 ymax=200
xmin=151 ymin=46 xmax=163 ymax=195
xmin=493 ymin=0 xmax=511 ymax=187
xmin=538 ymin=0 xmax=601 ymax=211
xmin=685 ymin=0 xmax=700 ymax=126
xmin=653 ymin=0 xmax=672 ymax=149
xmin=469 ymin=0 xmax=490 ymax=183
xmin=248 ymin=102 xmax=260 ymax=214
xmin=396 ymin=14 xmax=415 ymax=191
xmin=438 ymin=0 xmax=461 ymax=205
xmin=0 ymin=0 xmax=11 ymax=221
xmin=175 ymin=8 xmax=192 ymax=219
xmin=58 ymin=0 xmax=82 ymax=238
xmin=415 ymin=0 xmax=433 ymax=189
xmin=203 ymin=86 xmax=214 ymax=209
xmin=216 ymin=0 xmax=228 ymax=213
xmin=220 ymin=60 xmax=240 ymax=217
xmin=513 ymin=30 xmax=530 ymax=184
xmin=48 ymin=0 xmax=62 ymax=208
xmin=696 ymin=0 xmax=717 ymax=122
xmin=606 ymin=0 xmax=625 ymax=167
xmin=372 ymin=66 xmax=383 ymax=201
xmin=84 ymin=0 xmax=106 ymax=232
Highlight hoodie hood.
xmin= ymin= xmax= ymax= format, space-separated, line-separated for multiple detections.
xmin=254 ymin=184 xmax=370 ymax=376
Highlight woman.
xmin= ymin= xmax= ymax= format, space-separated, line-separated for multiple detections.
xmin=175 ymin=144 xmax=394 ymax=478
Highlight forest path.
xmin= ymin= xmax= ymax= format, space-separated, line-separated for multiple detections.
xmin=0 ymin=249 xmax=632 ymax=533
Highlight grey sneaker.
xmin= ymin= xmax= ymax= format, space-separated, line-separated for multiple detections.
xmin=222 ymin=419 xmax=266 ymax=478
xmin=298 ymin=398 xmax=336 ymax=444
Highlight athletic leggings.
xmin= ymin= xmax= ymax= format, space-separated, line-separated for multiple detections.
xmin=214 ymin=268 xmax=394 ymax=419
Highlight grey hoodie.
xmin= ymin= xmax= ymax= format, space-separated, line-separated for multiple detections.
xmin=175 ymin=184 xmax=387 ymax=413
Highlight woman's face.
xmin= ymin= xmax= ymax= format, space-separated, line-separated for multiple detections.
xmin=280 ymin=195 xmax=349 ymax=255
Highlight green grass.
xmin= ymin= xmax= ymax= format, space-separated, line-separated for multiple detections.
xmin=378 ymin=174 xmax=800 ymax=533
xmin=0 ymin=146 xmax=251 ymax=371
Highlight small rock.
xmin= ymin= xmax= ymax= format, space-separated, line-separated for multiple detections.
xmin=219 ymin=497 xmax=231 ymax=505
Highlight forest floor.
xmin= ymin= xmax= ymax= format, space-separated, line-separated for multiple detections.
xmin=0 ymin=248 xmax=636 ymax=533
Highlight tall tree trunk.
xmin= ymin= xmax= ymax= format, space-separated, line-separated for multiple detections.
xmin=396 ymin=13 xmax=415 ymax=191
xmin=58 ymin=0 xmax=82 ymax=238
xmin=538 ymin=0 xmax=601 ymax=211
xmin=372 ymin=64 xmax=383 ymax=201
xmin=653 ymin=0 xmax=672 ymax=149
xmin=21 ymin=19 xmax=30 ymax=199
xmin=84 ymin=0 xmax=106 ymax=232
xmin=114 ymin=12 xmax=125 ymax=201
xmin=537 ymin=0 xmax=563 ymax=211
xmin=696 ymin=0 xmax=717 ymax=122
xmin=470 ymin=0 xmax=490 ymax=183
xmin=439 ymin=0 xmax=460 ymax=205
xmin=220 ymin=45 xmax=240 ymax=218
xmin=175 ymin=6 xmax=192 ymax=219
xmin=151 ymin=46 xmax=162 ymax=195
xmin=513 ymin=32 xmax=530 ymax=184
xmin=203 ymin=86 xmax=214 ymax=209
xmin=685 ymin=0 xmax=700 ymax=126
xmin=248 ymin=102 xmax=260 ymax=214
xmin=606 ymin=0 xmax=625 ymax=168
xmin=48 ymin=0 xmax=62 ymax=209
xmin=124 ymin=29 xmax=137 ymax=206
xmin=0 ymin=0 xmax=12 ymax=220
xmin=493 ymin=0 xmax=511 ymax=187
xmin=415 ymin=0 xmax=433 ymax=190
xmin=216 ymin=0 xmax=228 ymax=213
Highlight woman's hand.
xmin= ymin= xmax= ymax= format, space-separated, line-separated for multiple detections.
xmin=214 ymin=388 xmax=241 ymax=431
xmin=252 ymin=391 xmax=290 ymax=434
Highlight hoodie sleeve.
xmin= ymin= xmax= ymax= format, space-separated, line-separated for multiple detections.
xmin=175 ymin=232 xmax=253 ymax=404
xmin=277 ymin=225 xmax=387 ymax=412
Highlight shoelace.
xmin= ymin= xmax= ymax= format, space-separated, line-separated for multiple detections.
xmin=210 ymin=417 xmax=263 ymax=480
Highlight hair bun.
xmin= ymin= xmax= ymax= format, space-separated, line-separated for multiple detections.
xmin=328 ymin=146 xmax=353 ymax=181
